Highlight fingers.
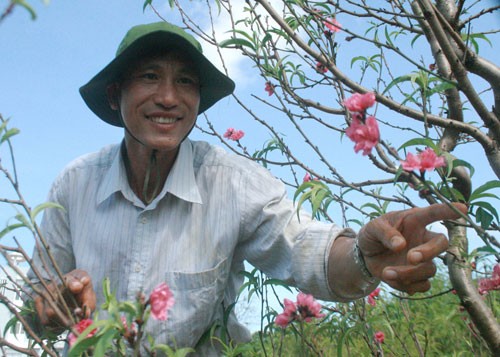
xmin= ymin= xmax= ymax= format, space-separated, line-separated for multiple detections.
xmin=408 ymin=202 xmax=467 ymax=227
xmin=33 ymin=270 xmax=96 ymax=327
xmin=79 ymin=281 xmax=97 ymax=317
xmin=64 ymin=270 xmax=96 ymax=315
xmin=359 ymin=219 xmax=407 ymax=255
xmin=65 ymin=269 xmax=90 ymax=294
xmin=382 ymin=261 xmax=437 ymax=294
xmin=407 ymin=231 xmax=449 ymax=265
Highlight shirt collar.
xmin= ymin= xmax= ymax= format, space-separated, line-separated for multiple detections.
xmin=97 ymin=140 xmax=202 ymax=206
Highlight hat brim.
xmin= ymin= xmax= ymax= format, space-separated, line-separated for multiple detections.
xmin=79 ymin=31 xmax=235 ymax=127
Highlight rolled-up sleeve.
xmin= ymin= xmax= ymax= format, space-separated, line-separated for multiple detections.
xmin=237 ymin=162 xmax=354 ymax=301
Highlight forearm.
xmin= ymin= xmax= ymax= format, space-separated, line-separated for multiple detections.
xmin=327 ymin=235 xmax=380 ymax=302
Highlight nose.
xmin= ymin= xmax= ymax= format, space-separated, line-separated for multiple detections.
xmin=153 ymin=78 xmax=179 ymax=109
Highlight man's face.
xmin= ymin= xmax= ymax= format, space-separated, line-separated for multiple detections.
xmin=114 ymin=50 xmax=201 ymax=153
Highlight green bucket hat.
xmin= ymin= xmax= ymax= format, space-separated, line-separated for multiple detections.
xmin=79 ymin=22 xmax=235 ymax=127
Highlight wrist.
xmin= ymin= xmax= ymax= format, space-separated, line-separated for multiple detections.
xmin=352 ymin=236 xmax=380 ymax=291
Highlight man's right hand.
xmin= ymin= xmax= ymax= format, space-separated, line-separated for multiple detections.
xmin=34 ymin=269 xmax=96 ymax=329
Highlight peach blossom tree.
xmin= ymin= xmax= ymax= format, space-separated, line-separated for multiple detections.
xmin=156 ymin=0 xmax=500 ymax=353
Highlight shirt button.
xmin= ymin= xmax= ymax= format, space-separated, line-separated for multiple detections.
xmin=140 ymin=217 xmax=147 ymax=224
xmin=134 ymin=264 xmax=141 ymax=272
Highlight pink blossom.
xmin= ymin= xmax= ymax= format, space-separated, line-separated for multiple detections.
xmin=296 ymin=292 xmax=325 ymax=322
xmin=374 ymin=331 xmax=385 ymax=344
xmin=345 ymin=115 xmax=380 ymax=155
xmin=275 ymin=292 xmax=324 ymax=328
xmin=275 ymin=298 xmax=297 ymax=328
xmin=401 ymin=148 xmax=446 ymax=173
xmin=343 ymin=92 xmax=376 ymax=113
xmin=265 ymin=81 xmax=275 ymax=96
xmin=401 ymin=152 xmax=421 ymax=171
xmin=324 ymin=18 xmax=341 ymax=33
xmin=223 ymin=128 xmax=245 ymax=141
xmin=315 ymin=62 xmax=328 ymax=73
xmin=367 ymin=287 xmax=381 ymax=306
xmin=303 ymin=173 xmax=312 ymax=182
xmin=121 ymin=316 xmax=137 ymax=334
xmin=418 ymin=148 xmax=446 ymax=171
xmin=478 ymin=263 xmax=500 ymax=295
xmin=68 ymin=319 xmax=97 ymax=346
xmin=149 ymin=282 xmax=175 ymax=321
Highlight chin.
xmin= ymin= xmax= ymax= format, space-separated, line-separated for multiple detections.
xmin=147 ymin=140 xmax=182 ymax=154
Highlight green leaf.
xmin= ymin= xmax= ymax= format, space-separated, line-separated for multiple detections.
xmin=14 ymin=213 xmax=33 ymax=232
xmin=452 ymin=158 xmax=475 ymax=178
xmin=142 ymin=0 xmax=153 ymax=11
xmin=1 ymin=128 xmax=20 ymax=144
xmin=263 ymin=279 xmax=293 ymax=293
xmin=13 ymin=0 xmax=37 ymax=20
xmin=30 ymin=202 xmax=65 ymax=221
xmin=469 ymin=180 xmax=500 ymax=202
xmin=0 ymin=118 xmax=9 ymax=134
xmin=0 ymin=223 xmax=24 ymax=239
xmin=410 ymin=33 xmax=422 ymax=47
xmin=384 ymin=25 xmax=394 ymax=48
xmin=93 ymin=328 xmax=117 ymax=357
xmin=475 ymin=245 xmax=497 ymax=254
xmin=3 ymin=315 xmax=19 ymax=337
xmin=476 ymin=207 xmax=494 ymax=230
xmin=427 ymin=80 xmax=457 ymax=96
xmin=219 ymin=37 xmax=255 ymax=50
xmin=382 ymin=74 xmax=412 ymax=95
xmin=68 ymin=335 xmax=100 ymax=357
xmin=397 ymin=137 xmax=437 ymax=151
xmin=473 ymin=201 xmax=499 ymax=222
xmin=118 ymin=301 xmax=138 ymax=315
xmin=350 ymin=56 xmax=367 ymax=68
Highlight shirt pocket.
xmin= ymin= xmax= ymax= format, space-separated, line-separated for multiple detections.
xmin=151 ymin=258 xmax=230 ymax=349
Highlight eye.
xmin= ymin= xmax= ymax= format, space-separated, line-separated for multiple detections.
xmin=177 ymin=73 xmax=199 ymax=86
xmin=139 ymin=72 xmax=159 ymax=81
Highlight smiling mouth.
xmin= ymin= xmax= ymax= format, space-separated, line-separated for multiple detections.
xmin=147 ymin=116 xmax=179 ymax=124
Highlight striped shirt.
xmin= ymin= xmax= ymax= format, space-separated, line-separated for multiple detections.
xmin=30 ymin=139 xmax=348 ymax=354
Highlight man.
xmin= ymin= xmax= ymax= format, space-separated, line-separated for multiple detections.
xmin=28 ymin=21 xmax=466 ymax=354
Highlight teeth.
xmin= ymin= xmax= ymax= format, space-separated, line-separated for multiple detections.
xmin=149 ymin=117 xmax=177 ymax=124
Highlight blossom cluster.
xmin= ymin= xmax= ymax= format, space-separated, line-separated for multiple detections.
xmin=401 ymin=147 xmax=446 ymax=173
xmin=264 ymin=81 xmax=275 ymax=96
xmin=223 ymin=127 xmax=245 ymax=141
xmin=324 ymin=17 xmax=341 ymax=33
xmin=275 ymin=292 xmax=325 ymax=328
xmin=374 ymin=331 xmax=385 ymax=344
xmin=367 ymin=287 xmax=381 ymax=306
xmin=478 ymin=263 xmax=500 ymax=295
xmin=68 ymin=319 xmax=97 ymax=346
xmin=344 ymin=92 xmax=380 ymax=155
xmin=315 ymin=62 xmax=328 ymax=73
xmin=149 ymin=282 xmax=175 ymax=321
xmin=68 ymin=282 xmax=175 ymax=348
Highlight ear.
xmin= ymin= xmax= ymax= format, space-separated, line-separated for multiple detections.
xmin=106 ymin=83 xmax=120 ymax=110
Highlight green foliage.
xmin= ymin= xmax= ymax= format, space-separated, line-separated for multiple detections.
xmin=383 ymin=70 xmax=456 ymax=106
xmin=246 ymin=272 xmax=497 ymax=356
xmin=350 ymin=54 xmax=382 ymax=72
xmin=469 ymin=181 xmax=500 ymax=230
xmin=462 ymin=32 xmax=493 ymax=54
xmin=11 ymin=0 xmax=39 ymax=20
xmin=251 ymin=137 xmax=287 ymax=168
xmin=294 ymin=180 xmax=334 ymax=220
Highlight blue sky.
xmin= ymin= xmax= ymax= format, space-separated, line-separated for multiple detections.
xmin=1 ymin=0 xmax=499 ymax=246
